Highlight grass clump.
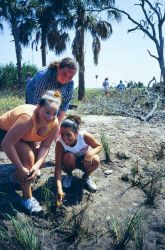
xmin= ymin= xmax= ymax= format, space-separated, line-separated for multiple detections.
xmin=0 ymin=89 xmax=25 ymax=115
xmin=0 ymin=212 xmax=38 ymax=250
xmin=129 ymin=163 xmax=165 ymax=207
xmin=41 ymin=182 xmax=55 ymax=212
xmin=54 ymin=203 xmax=93 ymax=246
xmin=106 ymin=208 xmax=147 ymax=250
xmin=100 ymin=131 xmax=111 ymax=163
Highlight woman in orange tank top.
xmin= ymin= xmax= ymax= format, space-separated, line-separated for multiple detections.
xmin=0 ymin=90 xmax=61 ymax=213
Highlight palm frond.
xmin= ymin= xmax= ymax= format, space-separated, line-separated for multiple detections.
xmin=48 ymin=30 xmax=69 ymax=54
xmin=0 ymin=23 xmax=3 ymax=33
xmin=96 ymin=20 xmax=112 ymax=39
xmin=92 ymin=35 xmax=100 ymax=65
xmin=107 ymin=9 xmax=121 ymax=22
xmin=19 ymin=18 xmax=35 ymax=46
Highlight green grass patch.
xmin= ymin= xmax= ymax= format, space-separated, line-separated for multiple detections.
xmin=0 ymin=89 xmax=25 ymax=115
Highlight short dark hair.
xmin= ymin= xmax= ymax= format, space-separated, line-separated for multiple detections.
xmin=48 ymin=57 xmax=77 ymax=70
xmin=59 ymin=57 xmax=77 ymax=70
xmin=61 ymin=115 xmax=81 ymax=133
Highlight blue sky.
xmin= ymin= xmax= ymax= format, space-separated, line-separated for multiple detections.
xmin=0 ymin=0 xmax=163 ymax=88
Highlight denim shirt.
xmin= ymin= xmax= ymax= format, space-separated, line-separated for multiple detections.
xmin=26 ymin=67 xmax=74 ymax=112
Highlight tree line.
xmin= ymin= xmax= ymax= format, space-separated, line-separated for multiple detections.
xmin=0 ymin=0 xmax=164 ymax=99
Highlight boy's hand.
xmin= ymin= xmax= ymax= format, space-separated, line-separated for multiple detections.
xmin=84 ymin=153 xmax=93 ymax=165
xmin=56 ymin=192 xmax=65 ymax=207
xmin=27 ymin=167 xmax=40 ymax=180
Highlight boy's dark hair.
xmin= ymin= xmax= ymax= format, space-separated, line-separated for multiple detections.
xmin=61 ymin=115 xmax=81 ymax=133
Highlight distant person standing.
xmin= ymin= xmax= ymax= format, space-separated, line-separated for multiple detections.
xmin=102 ymin=78 xmax=110 ymax=95
xmin=26 ymin=57 xmax=77 ymax=126
xmin=116 ymin=80 xmax=125 ymax=92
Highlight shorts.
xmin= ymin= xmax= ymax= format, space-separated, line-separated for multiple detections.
xmin=76 ymin=155 xmax=85 ymax=171
xmin=63 ymin=152 xmax=86 ymax=172
xmin=0 ymin=128 xmax=7 ymax=144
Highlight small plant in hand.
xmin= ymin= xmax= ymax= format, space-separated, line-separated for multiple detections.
xmin=56 ymin=192 xmax=65 ymax=208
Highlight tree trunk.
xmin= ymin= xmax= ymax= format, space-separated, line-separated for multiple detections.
xmin=41 ymin=27 xmax=47 ymax=66
xmin=158 ymin=32 xmax=165 ymax=84
xmin=12 ymin=23 xmax=22 ymax=89
xmin=159 ymin=60 xmax=165 ymax=84
xmin=77 ymin=12 xmax=85 ymax=101
xmin=78 ymin=56 xmax=85 ymax=100
xmin=157 ymin=45 xmax=165 ymax=95
xmin=78 ymin=27 xmax=85 ymax=100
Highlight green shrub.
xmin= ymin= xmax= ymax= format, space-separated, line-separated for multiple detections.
xmin=22 ymin=63 xmax=38 ymax=85
xmin=0 ymin=62 xmax=38 ymax=89
xmin=0 ymin=63 xmax=17 ymax=88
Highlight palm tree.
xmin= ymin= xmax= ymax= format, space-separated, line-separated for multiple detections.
xmin=70 ymin=0 xmax=121 ymax=100
xmin=0 ymin=0 xmax=31 ymax=88
xmin=19 ymin=0 xmax=71 ymax=67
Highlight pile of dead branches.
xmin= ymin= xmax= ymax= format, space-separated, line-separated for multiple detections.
xmin=78 ymin=79 xmax=165 ymax=122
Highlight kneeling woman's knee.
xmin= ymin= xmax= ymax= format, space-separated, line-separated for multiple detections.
xmin=63 ymin=153 xmax=76 ymax=166
xmin=23 ymin=151 xmax=35 ymax=170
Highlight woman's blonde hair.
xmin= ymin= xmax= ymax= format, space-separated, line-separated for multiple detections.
xmin=39 ymin=90 xmax=61 ymax=107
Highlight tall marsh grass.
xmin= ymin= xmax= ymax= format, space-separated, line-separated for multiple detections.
xmin=107 ymin=208 xmax=148 ymax=250
xmin=0 ymin=212 xmax=38 ymax=250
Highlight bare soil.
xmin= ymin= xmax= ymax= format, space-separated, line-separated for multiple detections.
xmin=0 ymin=115 xmax=165 ymax=250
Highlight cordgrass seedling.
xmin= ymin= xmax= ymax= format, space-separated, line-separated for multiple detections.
xmin=106 ymin=208 xmax=148 ymax=250
xmin=100 ymin=131 xmax=111 ymax=163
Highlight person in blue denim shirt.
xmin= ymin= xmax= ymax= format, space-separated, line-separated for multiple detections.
xmin=116 ymin=80 xmax=125 ymax=92
xmin=102 ymin=77 xmax=110 ymax=95
xmin=26 ymin=57 xmax=77 ymax=126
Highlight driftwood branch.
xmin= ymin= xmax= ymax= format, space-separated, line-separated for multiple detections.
xmin=113 ymin=93 xmax=160 ymax=121
xmin=142 ymin=94 xmax=160 ymax=121
xmin=147 ymin=50 xmax=159 ymax=60
xmin=147 ymin=76 xmax=157 ymax=88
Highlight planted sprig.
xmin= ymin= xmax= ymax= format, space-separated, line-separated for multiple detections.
xmin=41 ymin=182 xmax=54 ymax=212
xmin=100 ymin=131 xmax=111 ymax=163
xmin=107 ymin=208 xmax=148 ymax=250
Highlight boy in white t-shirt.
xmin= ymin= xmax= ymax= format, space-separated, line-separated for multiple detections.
xmin=55 ymin=115 xmax=102 ymax=202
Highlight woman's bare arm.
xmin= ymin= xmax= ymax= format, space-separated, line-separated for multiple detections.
xmin=1 ymin=114 xmax=33 ymax=171
xmin=83 ymin=131 xmax=102 ymax=156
